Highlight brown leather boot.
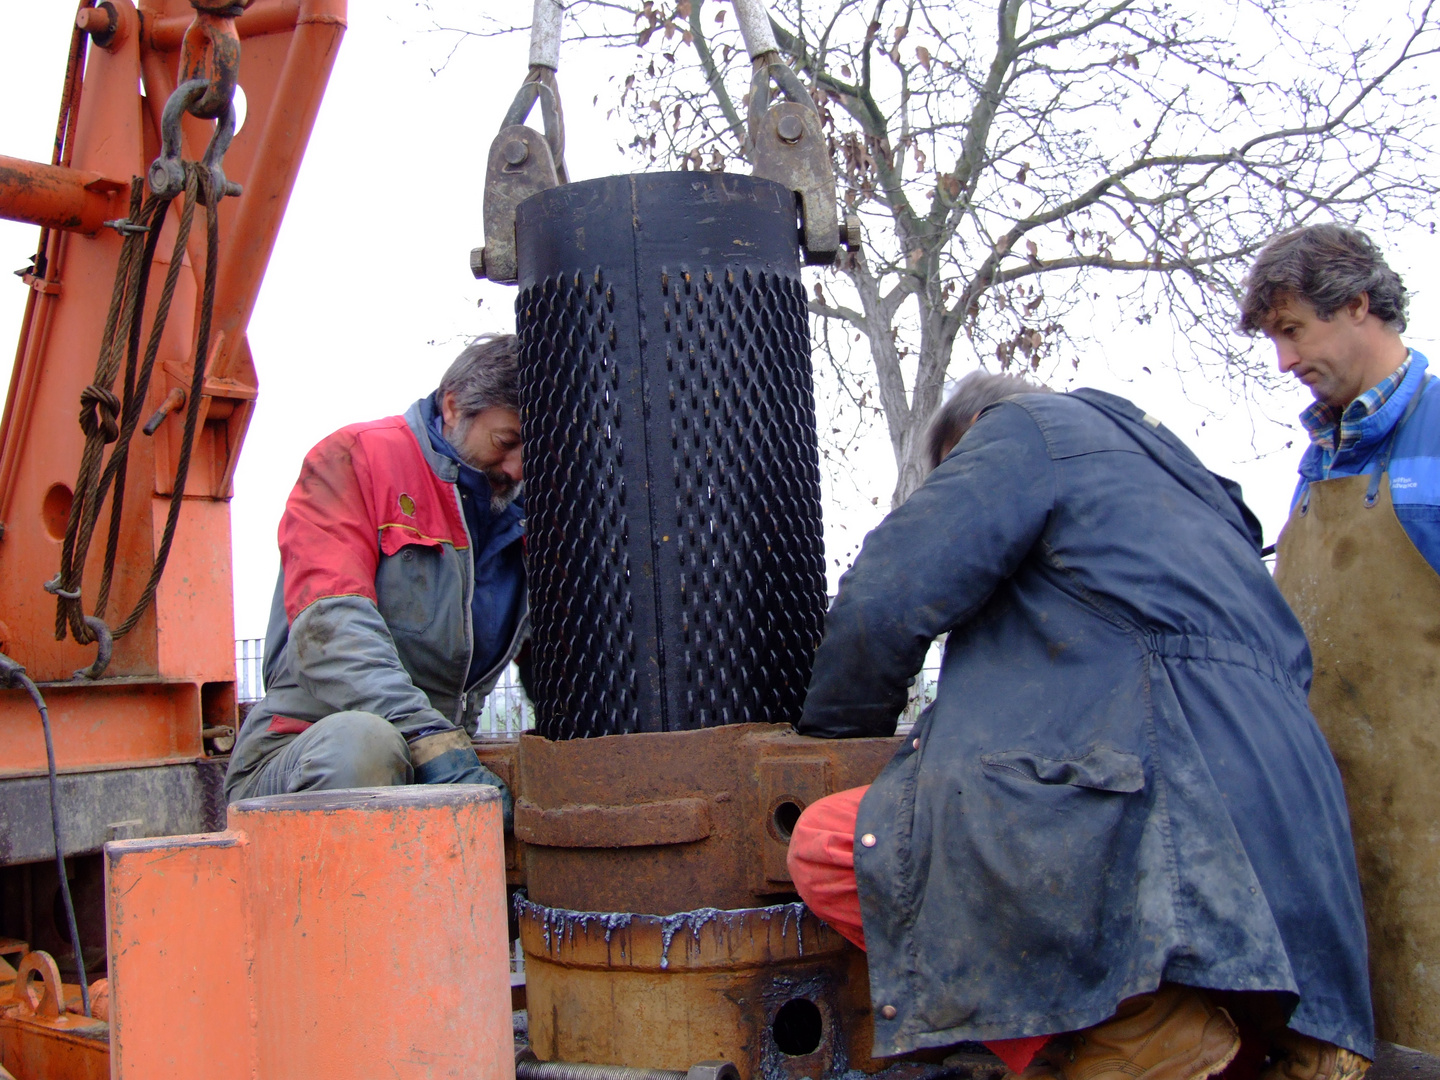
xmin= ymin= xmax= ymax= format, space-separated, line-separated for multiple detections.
xmin=1260 ymin=1032 xmax=1370 ymax=1080
xmin=1020 ymin=984 xmax=1240 ymax=1080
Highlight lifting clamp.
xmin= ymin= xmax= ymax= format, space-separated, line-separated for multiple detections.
xmin=472 ymin=0 xmax=569 ymax=284
xmin=472 ymin=0 xmax=857 ymax=281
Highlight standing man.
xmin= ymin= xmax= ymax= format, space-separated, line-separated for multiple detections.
xmin=787 ymin=371 xmax=1373 ymax=1080
xmin=225 ymin=334 xmax=527 ymax=821
xmin=1243 ymin=224 xmax=1440 ymax=1053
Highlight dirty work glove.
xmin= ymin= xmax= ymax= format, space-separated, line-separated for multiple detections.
xmin=408 ymin=729 xmax=514 ymax=832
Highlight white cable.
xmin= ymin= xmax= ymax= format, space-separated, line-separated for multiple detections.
xmin=732 ymin=0 xmax=779 ymax=59
xmin=529 ymin=0 xmax=565 ymax=70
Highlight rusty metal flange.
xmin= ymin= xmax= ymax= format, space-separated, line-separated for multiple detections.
xmin=518 ymin=897 xmax=881 ymax=1080
xmin=515 ymin=723 xmax=901 ymax=915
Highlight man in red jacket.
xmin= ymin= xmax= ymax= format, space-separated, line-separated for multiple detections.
xmin=225 ymin=335 xmax=527 ymax=819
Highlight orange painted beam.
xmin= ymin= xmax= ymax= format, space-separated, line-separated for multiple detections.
xmin=0 ymin=681 xmax=202 ymax=776
xmin=0 ymin=156 xmax=125 ymax=236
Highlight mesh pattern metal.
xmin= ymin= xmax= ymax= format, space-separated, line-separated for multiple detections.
xmin=518 ymin=269 xmax=642 ymax=738
xmin=516 ymin=175 xmax=826 ymax=739
xmin=661 ymin=266 xmax=825 ymax=730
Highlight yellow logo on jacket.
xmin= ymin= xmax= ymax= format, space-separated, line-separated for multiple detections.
xmin=398 ymin=493 xmax=416 ymax=517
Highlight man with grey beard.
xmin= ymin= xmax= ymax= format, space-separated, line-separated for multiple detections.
xmin=224 ymin=334 xmax=527 ymax=821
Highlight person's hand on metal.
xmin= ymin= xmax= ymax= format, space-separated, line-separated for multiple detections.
xmin=409 ymin=729 xmax=514 ymax=830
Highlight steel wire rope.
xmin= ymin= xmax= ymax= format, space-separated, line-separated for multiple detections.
xmin=49 ymin=163 xmax=221 ymax=669
xmin=50 ymin=181 xmax=171 ymax=639
xmin=110 ymin=168 xmax=221 ymax=638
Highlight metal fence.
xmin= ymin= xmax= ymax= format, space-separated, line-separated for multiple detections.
xmin=233 ymin=638 xmax=942 ymax=738
xmin=236 ymin=638 xmax=265 ymax=704
xmin=474 ymin=663 xmax=533 ymax=737
xmin=234 ymin=637 xmax=535 ymax=734
xmin=896 ymin=639 xmax=944 ymax=736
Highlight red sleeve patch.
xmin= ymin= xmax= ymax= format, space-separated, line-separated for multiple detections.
xmin=279 ymin=415 xmax=468 ymax=620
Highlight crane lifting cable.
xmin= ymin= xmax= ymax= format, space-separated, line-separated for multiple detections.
xmin=45 ymin=2 xmax=247 ymax=680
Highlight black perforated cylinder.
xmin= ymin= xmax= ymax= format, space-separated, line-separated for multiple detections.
xmin=514 ymin=173 xmax=827 ymax=739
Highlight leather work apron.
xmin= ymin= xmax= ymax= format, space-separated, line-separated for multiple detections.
xmin=1274 ymin=382 xmax=1440 ymax=1052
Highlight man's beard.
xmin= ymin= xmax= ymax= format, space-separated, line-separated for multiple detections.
xmin=484 ymin=471 xmax=521 ymax=513
xmin=444 ymin=418 xmax=522 ymax=512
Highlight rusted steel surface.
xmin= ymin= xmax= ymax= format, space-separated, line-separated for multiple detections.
xmin=107 ymin=785 xmax=511 ymax=1079
xmin=516 ymin=723 xmax=900 ymax=914
xmin=475 ymin=737 xmax=526 ymax=885
xmin=519 ymin=797 xmax=712 ymax=848
xmin=519 ymin=897 xmax=883 ymax=1080
xmin=0 ymin=157 xmax=125 ymax=235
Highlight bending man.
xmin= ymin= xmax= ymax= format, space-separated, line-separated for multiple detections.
xmin=788 ymin=372 xmax=1372 ymax=1080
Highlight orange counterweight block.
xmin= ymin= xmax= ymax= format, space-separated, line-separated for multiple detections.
xmin=104 ymin=785 xmax=515 ymax=1080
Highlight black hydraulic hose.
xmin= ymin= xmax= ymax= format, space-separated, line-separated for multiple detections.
xmin=0 ymin=653 xmax=90 ymax=1016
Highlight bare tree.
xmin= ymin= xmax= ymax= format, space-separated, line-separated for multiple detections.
xmin=448 ymin=0 xmax=1440 ymax=505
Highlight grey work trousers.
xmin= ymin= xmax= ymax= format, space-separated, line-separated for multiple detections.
xmin=229 ymin=711 xmax=413 ymax=800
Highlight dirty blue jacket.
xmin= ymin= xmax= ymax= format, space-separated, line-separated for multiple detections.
xmin=1295 ymin=349 xmax=1440 ymax=572
xmin=226 ymin=398 xmax=528 ymax=799
xmin=800 ymin=390 xmax=1372 ymax=1059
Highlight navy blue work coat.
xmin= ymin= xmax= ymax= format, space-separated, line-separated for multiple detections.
xmin=799 ymin=390 xmax=1373 ymax=1060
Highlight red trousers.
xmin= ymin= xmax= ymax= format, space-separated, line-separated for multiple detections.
xmin=786 ymin=785 xmax=1050 ymax=1074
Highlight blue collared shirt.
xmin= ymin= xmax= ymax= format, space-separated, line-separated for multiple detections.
xmin=1299 ymin=352 xmax=1413 ymax=473
xmin=1294 ymin=349 xmax=1440 ymax=573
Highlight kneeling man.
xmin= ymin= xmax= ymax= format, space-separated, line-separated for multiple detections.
xmin=225 ymin=334 xmax=527 ymax=819
xmin=790 ymin=373 xmax=1372 ymax=1080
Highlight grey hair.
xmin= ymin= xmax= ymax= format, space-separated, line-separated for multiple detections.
xmin=924 ymin=370 xmax=1050 ymax=471
xmin=1238 ymin=223 xmax=1408 ymax=334
xmin=437 ymin=333 xmax=520 ymax=418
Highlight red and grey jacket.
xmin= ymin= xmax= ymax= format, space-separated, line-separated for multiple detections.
xmin=225 ymin=398 xmax=527 ymax=799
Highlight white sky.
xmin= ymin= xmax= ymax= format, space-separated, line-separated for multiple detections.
xmin=2 ymin=4 xmax=1437 ymax=640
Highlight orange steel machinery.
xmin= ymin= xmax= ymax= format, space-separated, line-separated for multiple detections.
xmin=0 ymin=0 xmax=344 ymax=980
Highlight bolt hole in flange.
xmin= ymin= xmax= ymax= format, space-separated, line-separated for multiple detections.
xmin=771 ymin=800 xmax=804 ymax=841
xmin=772 ymin=997 xmax=825 ymax=1056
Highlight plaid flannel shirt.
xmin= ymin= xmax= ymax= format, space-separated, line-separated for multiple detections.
xmin=1300 ymin=353 xmax=1413 ymax=477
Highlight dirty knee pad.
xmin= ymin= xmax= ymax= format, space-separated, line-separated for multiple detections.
xmin=289 ymin=711 xmax=412 ymax=791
